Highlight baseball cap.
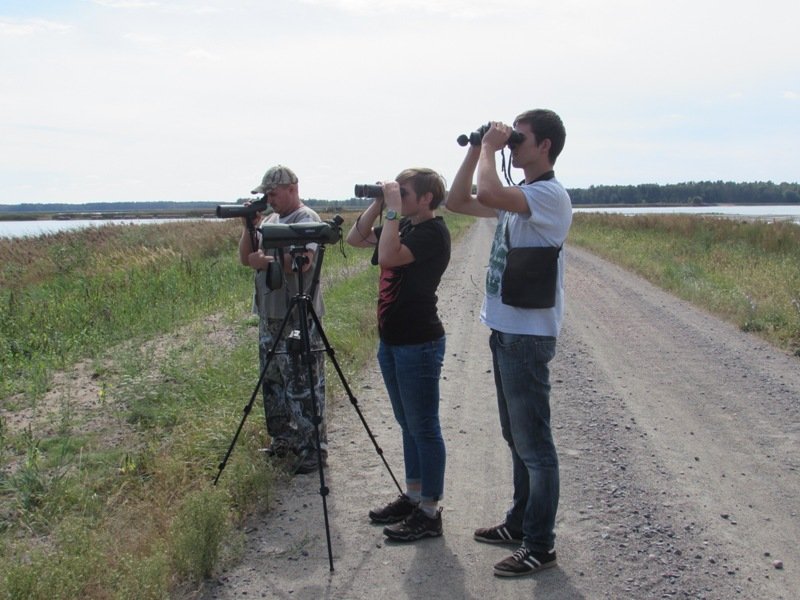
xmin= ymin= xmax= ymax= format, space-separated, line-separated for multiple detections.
xmin=251 ymin=165 xmax=298 ymax=194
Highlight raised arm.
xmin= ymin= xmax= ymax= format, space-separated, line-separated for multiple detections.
xmin=475 ymin=123 xmax=529 ymax=214
xmin=446 ymin=145 xmax=497 ymax=218
xmin=346 ymin=198 xmax=382 ymax=248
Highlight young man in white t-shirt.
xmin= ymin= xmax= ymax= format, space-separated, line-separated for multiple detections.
xmin=447 ymin=110 xmax=572 ymax=577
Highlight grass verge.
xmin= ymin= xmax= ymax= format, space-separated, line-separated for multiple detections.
xmin=568 ymin=213 xmax=800 ymax=355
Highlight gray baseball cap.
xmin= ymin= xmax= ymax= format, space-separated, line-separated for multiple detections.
xmin=251 ymin=165 xmax=298 ymax=194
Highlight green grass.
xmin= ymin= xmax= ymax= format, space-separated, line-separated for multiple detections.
xmin=1 ymin=220 xmax=251 ymax=398
xmin=569 ymin=213 xmax=800 ymax=354
xmin=0 ymin=211 xmax=474 ymax=599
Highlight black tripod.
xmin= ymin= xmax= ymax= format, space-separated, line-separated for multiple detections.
xmin=214 ymin=240 xmax=402 ymax=572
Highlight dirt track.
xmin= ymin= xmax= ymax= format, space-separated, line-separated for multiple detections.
xmin=201 ymin=218 xmax=800 ymax=600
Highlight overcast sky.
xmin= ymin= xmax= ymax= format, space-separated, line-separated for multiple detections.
xmin=1 ymin=0 xmax=798 ymax=205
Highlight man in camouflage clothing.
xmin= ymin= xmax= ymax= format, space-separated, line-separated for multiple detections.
xmin=239 ymin=165 xmax=327 ymax=475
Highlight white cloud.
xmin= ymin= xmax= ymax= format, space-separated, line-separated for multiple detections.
xmin=296 ymin=0 xmax=533 ymax=17
xmin=121 ymin=32 xmax=163 ymax=45
xmin=1 ymin=0 xmax=799 ymax=204
xmin=90 ymin=0 xmax=223 ymax=15
xmin=91 ymin=0 xmax=161 ymax=9
xmin=185 ymin=48 xmax=221 ymax=61
xmin=0 ymin=18 xmax=71 ymax=36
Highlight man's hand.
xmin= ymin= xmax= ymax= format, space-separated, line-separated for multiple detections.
xmin=481 ymin=121 xmax=512 ymax=152
xmin=240 ymin=201 xmax=263 ymax=229
xmin=247 ymin=249 xmax=271 ymax=270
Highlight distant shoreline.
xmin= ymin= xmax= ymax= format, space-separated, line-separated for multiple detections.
xmin=3 ymin=201 xmax=799 ymax=224
xmin=0 ymin=210 xmax=215 ymax=222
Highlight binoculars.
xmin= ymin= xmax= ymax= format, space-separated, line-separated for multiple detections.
xmin=457 ymin=123 xmax=524 ymax=148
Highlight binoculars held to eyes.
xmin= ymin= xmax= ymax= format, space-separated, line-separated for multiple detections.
xmin=457 ymin=123 xmax=524 ymax=148
xmin=354 ymin=184 xmax=384 ymax=198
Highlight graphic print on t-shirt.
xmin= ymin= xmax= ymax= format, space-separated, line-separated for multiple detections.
xmin=486 ymin=215 xmax=508 ymax=298
xmin=378 ymin=266 xmax=403 ymax=333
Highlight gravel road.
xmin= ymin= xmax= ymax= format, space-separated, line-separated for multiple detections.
xmin=201 ymin=218 xmax=799 ymax=600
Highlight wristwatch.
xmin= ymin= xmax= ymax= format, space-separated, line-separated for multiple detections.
xmin=385 ymin=209 xmax=399 ymax=221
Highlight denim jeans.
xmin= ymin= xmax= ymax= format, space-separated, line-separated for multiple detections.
xmin=490 ymin=330 xmax=559 ymax=552
xmin=378 ymin=337 xmax=446 ymax=502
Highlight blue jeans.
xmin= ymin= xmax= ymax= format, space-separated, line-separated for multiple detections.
xmin=490 ymin=330 xmax=559 ymax=553
xmin=378 ymin=337 xmax=446 ymax=502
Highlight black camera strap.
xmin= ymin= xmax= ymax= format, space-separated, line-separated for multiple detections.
xmin=518 ymin=170 xmax=555 ymax=186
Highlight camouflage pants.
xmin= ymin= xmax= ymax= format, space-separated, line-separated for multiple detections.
xmin=260 ymin=317 xmax=327 ymax=453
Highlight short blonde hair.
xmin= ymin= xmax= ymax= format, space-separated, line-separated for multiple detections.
xmin=395 ymin=168 xmax=447 ymax=209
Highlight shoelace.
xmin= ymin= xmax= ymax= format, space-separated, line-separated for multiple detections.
xmin=511 ymin=546 xmax=542 ymax=568
xmin=512 ymin=547 xmax=529 ymax=561
xmin=406 ymin=510 xmax=428 ymax=529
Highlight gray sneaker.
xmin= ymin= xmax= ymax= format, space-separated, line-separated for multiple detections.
xmin=383 ymin=507 xmax=443 ymax=542
xmin=369 ymin=494 xmax=417 ymax=524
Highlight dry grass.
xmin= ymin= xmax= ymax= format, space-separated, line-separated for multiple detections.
xmin=569 ymin=214 xmax=800 ymax=354
xmin=1 ymin=220 xmax=239 ymax=291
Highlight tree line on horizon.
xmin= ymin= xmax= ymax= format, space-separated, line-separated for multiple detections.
xmin=2 ymin=180 xmax=798 ymax=214
xmin=567 ymin=180 xmax=800 ymax=206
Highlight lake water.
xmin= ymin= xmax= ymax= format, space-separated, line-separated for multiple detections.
xmin=0 ymin=218 xmax=215 ymax=239
xmin=573 ymin=204 xmax=800 ymax=223
xmin=1 ymin=205 xmax=799 ymax=239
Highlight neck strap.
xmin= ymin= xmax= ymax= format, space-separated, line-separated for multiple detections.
xmin=520 ymin=170 xmax=555 ymax=186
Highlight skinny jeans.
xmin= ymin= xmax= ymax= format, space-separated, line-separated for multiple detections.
xmin=377 ymin=337 xmax=446 ymax=502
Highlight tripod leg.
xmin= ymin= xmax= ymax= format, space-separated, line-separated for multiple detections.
xmin=295 ymin=296 xmax=335 ymax=571
xmin=213 ymin=302 xmax=297 ymax=486
xmin=306 ymin=305 xmax=404 ymax=496
xmin=278 ymin=296 xmax=335 ymax=569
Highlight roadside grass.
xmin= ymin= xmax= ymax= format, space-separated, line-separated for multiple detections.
xmin=568 ymin=213 xmax=800 ymax=355
xmin=0 ymin=220 xmax=251 ymax=399
xmin=0 ymin=211 xmax=473 ymax=599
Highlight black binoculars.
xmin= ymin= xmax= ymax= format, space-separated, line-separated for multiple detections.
xmin=353 ymin=184 xmax=384 ymax=198
xmin=457 ymin=124 xmax=524 ymax=148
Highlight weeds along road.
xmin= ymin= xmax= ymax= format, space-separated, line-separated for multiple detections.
xmin=201 ymin=218 xmax=800 ymax=600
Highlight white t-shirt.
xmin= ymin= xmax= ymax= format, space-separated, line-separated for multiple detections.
xmin=480 ymin=178 xmax=572 ymax=336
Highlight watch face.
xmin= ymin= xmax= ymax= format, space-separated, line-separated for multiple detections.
xmin=386 ymin=209 xmax=398 ymax=220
